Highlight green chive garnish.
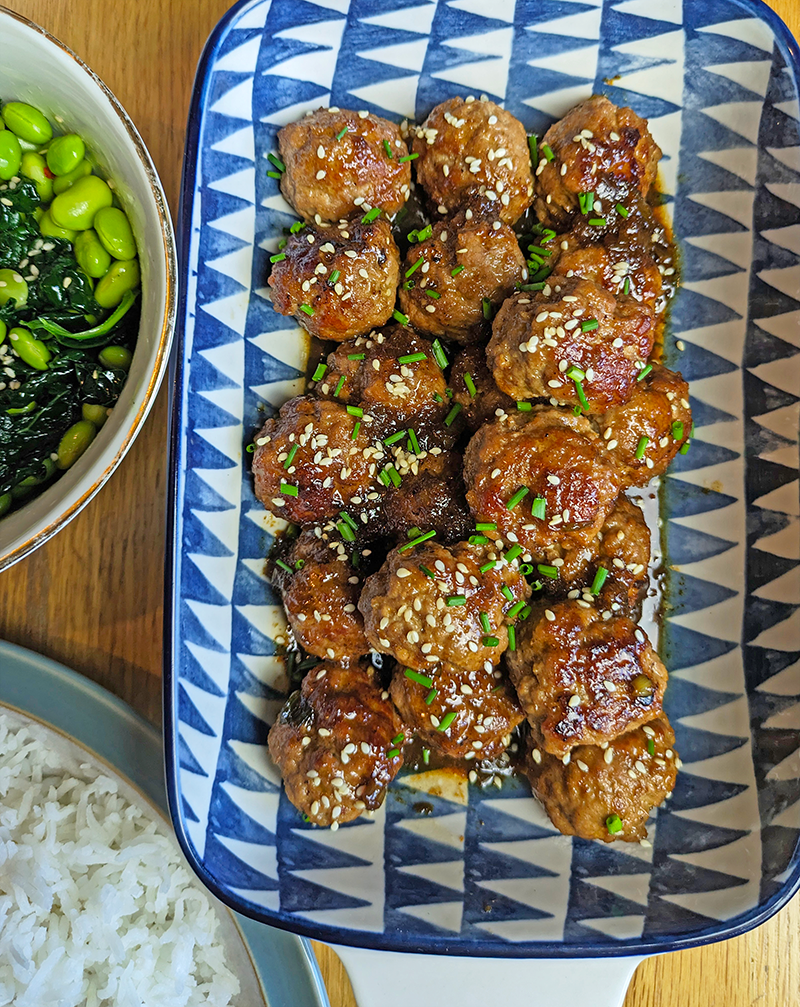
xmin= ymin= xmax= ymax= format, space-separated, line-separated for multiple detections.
xmin=267 ymin=170 xmax=282 ymax=179
xmin=423 ymin=747 xmax=431 ymax=762
xmin=451 ymin=265 xmax=465 ymax=276
xmin=518 ymin=282 xmax=545 ymax=292
xmin=616 ymin=203 xmax=629 ymax=218
xmin=482 ymin=636 xmax=500 ymax=648
xmin=405 ymin=668 xmax=434 ymax=688
xmin=464 ymin=373 xmax=477 ymax=398
xmin=393 ymin=309 xmax=409 ymax=325
xmin=340 ymin=512 xmax=358 ymax=531
xmin=246 ymin=443 xmax=255 ymax=453
xmin=591 ymin=567 xmax=608 ymax=595
xmin=566 ymin=365 xmax=586 ymax=381
xmin=425 ymin=289 xmax=441 ymax=299
xmin=290 ymin=221 xmax=306 ymax=234
xmin=284 ymin=444 xmax=298 ymax=469
xmin=438 ymin=711 xmax=457 ymax=732
xmin=275 ymin=559 xmax=294 ymax=574
xmin=541 ymin=143 xmax=554 ymax=162
xmin=399 ymin=352 xmax=427 ymax=364
xmin=267 ymin=153 xmax=285 ymax=172
xmin=578 ymin=191 xmax=594 ymax=215
xmin=398 ymin=529 xmax=437 ymax=552
xmin=606 ymin=814 xmax=623 ymax=835
xmin=516 ymin=401 xmax=532 ymax=411
xmin=519 ymin=565 xmax=534 ymax=577
xmin=507 ymin=600 xmax=526 ymax=619
xmin=335 ymin=126 xmax=349 ymax=140
xmin=351 ymin=420 xmax=361 ymax=439
xmin=312 ymin=362 xmax=327 ymax=382
xmin=531 ymin=497 xmax=546 ymax=520
xmin=672 ymin=421 xmax=684 ymax=440
xmin=479 ymin=612 xmax=491 ymax=634
xmin=329 ymin=268 xmax=341 ymax=285
xmin=408 ymin=427 xmax=420 ymax=454
xmin=637 ymin=364 xmax=652 ymax=382
xmin=280 ymin=482 xmax=298 ymax=497
xmin=362 ymin=207 xmax=381 ymax=223
xmin=501 ymin=585 xmax=514 ymax=601
xmin=482 ymin=298 xmax=493 ymax=320
xmin=470 ymin=534 xmax=489 ymax=545
xmin=278 ymin=238 xmax=288 ymax=249
xmin=635 ymin=436 xmax=649 ymax=460
xmin=386 ymin=465 xmax=401 ymax=487
xmin=383 ymin=139 xmax=393 ymax=159
xmin=507 ymin=487 xmax=530 ymax=510
xmin=398 ymin=152 xmax=419 ymax=163
xmin=419 ymin=564 xmax=435 ymax=579
xmin=446 ymin=595 xmax=467 ymax=606
xmin=384 ymin=429 xmax=407 ymax=445
xmin=574 ymin=379 xmax=590 ymax=413
xmin=476 ymin=522 xmax=496 ymax=532
xmin=338 ymin=520 xmax=356 ymax=542
xmin=387 ymin=748 xmax=400 ymax=758
xmin=392 ymin=731 xmax=405 ymax=745
xmin=334 ymin=375 xmax=346 ymax=397
xmin=519 ymin=605 xmax=532 ymax=621
xmin=623 ymin=276 xmax=631 ymax=295
xmin=527 ymin=244 xmax=552 ymax=257
xmin=479 ymin=561 xmax=497 ymax=573
xmin=406 ymin=256 xmax=425 ymax=278
xmin=270 ymin=252 xmax=286 ymax=263
xmin=378 ymin=470 xmax=391 ymax=487
xmin=505 ymin=544 xmax=522 ymax=563
xmin=580 ymin=318 xmax=598 ymax=333
xmin=508 ymin=626 xmax=516 ymax=651
xmin=347 ymin=405 xmax=363 ymax=417
xmin=528 ymin=134 xmax=538 ymax=164
xmin=425 ymin=688 xmax=438 ymax=705
xmin=647 ymin=737 xmax=656 ymax=756
xmin=417 ymin=224 xmax=433 ymax=241
xmin=299 ymin=304 xmax=315 ymax=317
xmin=432 ymin=339 xmax=449 ymax=369
xmin=445 ymin=403 xmax=462 ymax=426
xmin=588 ymin=217 xmax=607 ymax=226
xmin=680 ymin=440 xmax=691 ymax=455
xmin=348 ymin=352 xmax=365 ymax=361
xmin=537 ymin=564 xmax=558 ymax=579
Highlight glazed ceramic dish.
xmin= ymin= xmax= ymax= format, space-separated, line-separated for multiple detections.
xmin=0 ymin=7 xmax=177 ymax=570
xmin=165 ymin=0 xmax=800 ymax=983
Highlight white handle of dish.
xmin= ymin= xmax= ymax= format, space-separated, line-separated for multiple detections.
xmin=333 ymin=945 xmax=644 ymax=1007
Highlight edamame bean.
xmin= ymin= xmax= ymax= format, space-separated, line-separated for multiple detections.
xmin=8 ymin=326 xmax=50 ymax=370
xmin=0 ymin=129 xmax=21 ymax=181
xmin=38 ymin=209 xmax=77 ymax=242
xmin=81 ymin=402 xmax=110 ymax=427
xmin=74 ymin=229 xmax=111 ymax=278
xmin=52 ymin=158 xmax=92 ymax=195
xmin=56 ymin=419 xmax=96 ymax=470
xmin=20 ymin=151 xmax=54 ymax=202
xmin=50 ymin=175 xmax=112 ymax=231
xmin=46 ymin=133 xmax=85 ymax=176
xmin=98 ymin=344 xmax=132 ymax=370
xmin=0 ymin=320 xmax=6 ymax=346
xmin=94 ymin=258 xmax=139 ymax=309
xmin=94 ymin=206 xmax=136 ymax=260
xmin=2 ymin=102 xmax=53 ymax=145
xmin=0 ymin=269 xmax=28 ymax=308
xmin=0 ymin=493 xmax=10 ymax=517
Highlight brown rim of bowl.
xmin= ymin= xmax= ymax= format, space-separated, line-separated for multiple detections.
xmin=0 ymin=5 xmax=177 ymax=573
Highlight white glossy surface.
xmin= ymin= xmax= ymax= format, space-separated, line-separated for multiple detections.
xmin=0 ymin=7 xmax=176 ymax=569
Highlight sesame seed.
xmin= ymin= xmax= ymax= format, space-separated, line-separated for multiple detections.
xmin=545 ymin=609 xmax=555 ymax=622
xmin=397 ymin=568 xmax=411 ymax=578
xmin=604 ymin=748 xmax=614 ymax=764
xmin=316 ymin=169 xmax=326 ymax=179
xmin=568 ymin=694 xmax=580 ymax=708
xmin=532 ymin=748 xmax=542 ymax=764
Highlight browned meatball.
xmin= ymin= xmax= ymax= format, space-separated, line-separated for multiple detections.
xmin=359 ymin=541 xmax=529 ymax=673
xmin=391 ymin=662 xmax=523 ymax=760
xmin=600 ymin=363 xmax=692 ymax=487
xmin=278 ymin=107 xmax=411 ymax=222
xmin=533 ymin=96 xmax=661 ymax=230
xmin=486 ymin=277 xmax=655 ymax=412
xmin=277 ymin=529 xmax=369 ymax=663
xmin=268 ymin=218 xmax=400 ymax=341
xmin=507 ymin=601 xmax=667 ymax=758
xmin=316 ymin=326 xmax=449 ymax=443
xmin=382 ymin=450 xmax=473 ymax=544
xmin=524 ymin=718 xmax=678 ymax=842
xmin=398 ymin=206 xmax=526 ymax=343
xmin=412 ymin=97 xmax=534 ymax=224
xmin=269 ymin=661 xmax=404 ymax=828
xmin=450 ymin=343 xmax=516 ymax=433
xmin=463 ymin=408 xmax=621 ymax=553
xmin=252 ymin=396 xmax=384 ymax=524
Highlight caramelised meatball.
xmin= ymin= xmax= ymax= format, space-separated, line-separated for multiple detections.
xmin=599 ymin=363 xmax=692 ymax=487
xmin=383 ymin=450 xmax=473 ymax=544
xmin=268 ymin=218 xmax=399 ymax=340
xmin=533 ymin=95 xmax=661 ymax=230
xmin=523 ymin=718 xmax=677 ymax=842
xmin=450 ymin=343 xmax=516 ymax=433
xmin=316 ymin=326 xmax=448 ymax=444
xmin=275 ymin=529 xmax=369 ymax=663
xmin=252 ymin=396 xmax=384 ymax=524
xmin=398 ymin=205 xmax=526 ymax=343
xmin=268 ymin=661 xmax=404 ymax=828
xmin=359 ymin=541 xmax=529 ymax=673
xmin=463 ymin=408 xmax=621 ymax=553
xmin=486 ymin=276 xmax=655 ymax=412
xmin=278 ymin=107 xmax=411 ymax=222
xmin=507 ymin=601 xmax=667 ymax=758
xmin=391 ymin=663 xmax=523 ymax=760
xmin=412 ymin=97 xmax=534 ymax=224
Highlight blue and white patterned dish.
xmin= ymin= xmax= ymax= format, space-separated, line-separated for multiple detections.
xmin=165 ymin=0 xmax=800 ymax=958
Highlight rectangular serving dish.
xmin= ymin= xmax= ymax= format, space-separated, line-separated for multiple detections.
xmin=165 ymin=0 xmax=800 ymax=957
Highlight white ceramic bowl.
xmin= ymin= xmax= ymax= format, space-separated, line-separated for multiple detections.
xmin=0 ymin=6 xmax=176 ymax=570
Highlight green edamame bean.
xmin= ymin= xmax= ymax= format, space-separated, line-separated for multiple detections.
xmin=98 ymin=344 xmax=132 ymax=370
xmin=0 ymin=319 xmax=6 ymax=346
xmin=0 ymin=129 xmax=21 ymax=181
xmin=52 ymin=158 xmax=92 ymax=195
xmin=81 ymin=402 xmax=110 ymax=427
xmin=0 ymin=269 xmax=28 ymax=308
xmin=46 ymin=133 xmax=85 ymax=176
xmin=39 ymin=209 xmax=77 ymax=242
xmin=73 ymin=229 xmax=111 ymax=278
xmin=0 ymin=113 xmax=4 ymax=130
xmin=56 ymin=419 xmax=96 ymax=470
xmin=50 ymin=174 xmax=112 ymax=231
xmin=20 ymin=151 xmax=53 ymax=202
xmin=93 ymin=206 xmax=136 ymax=260
xmin=0 ymin=492 xmax=10 ymax=517
xmin=94 ymin=258 xmax=139 ymax=309
xmin=8 ymin=326 xmax=50 ymax=370
xmin=2 ymin=102 xmax=53 ymax=145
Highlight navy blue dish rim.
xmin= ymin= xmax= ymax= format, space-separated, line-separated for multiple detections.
xmin=163 ymin=0 xmax=800 ymax=959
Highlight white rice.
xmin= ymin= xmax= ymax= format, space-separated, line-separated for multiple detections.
xmin=0 ymin=714 xmax=241 ymax=1007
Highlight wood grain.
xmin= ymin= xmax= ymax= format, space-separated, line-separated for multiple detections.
xmin=1 ymin=2 xmax=798 ymax=1005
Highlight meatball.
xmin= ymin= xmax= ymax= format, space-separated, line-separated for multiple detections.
xmin=599 ymin=363 xmax=692 ymax=487
xmin=269 ymin=661 xmax=404 ymax=828
xmin=486 ymin=277 xmax=655 ymax=412
xmin=391 ymin=662 xmax=523 ymax=760
xmin=268 ymin=218 xmax=400 ymax=341
xmin=450 ymin=343 xmax=515 ymax=433
xmin=507 ymin=601 xmax=668 ymax=758
xmin=412 ymin=97 xmax=534 ymax=224
xmin=533 ymin=95 xmax=661 ymax=230
xmin=278 ymin=107 xmax=411 ymax=222
xmin=252 ymin=396 xmax=384 ymax=524
xmin=524 ymin=718 xmax=678 ymax=842
xmin=359 ymin=541 xmax=529 ymax=673
xmin=463 ymin=408 xmax=621 ymax=553
xmin=383 ymin=450 xmax=473 ymax=544
xmin=277 ymin=529 xmax=369 ymax=663
xmin=398 ymin=205 xmax=526 ymax=343
xmin=317 ymin=325 xmax=449 ymax=444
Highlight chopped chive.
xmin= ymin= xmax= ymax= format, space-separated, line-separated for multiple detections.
xmin=351 ymin=552 xmax=360 ymax=568
xmin=386 ymin=465 xmax=401 ymax=487
xmin=566 ymin=364 xmax=586 ymax=381
xmin=419 ymin=564 xmax=435 ymax=579
xmin=290 ymin=221 xmax=306 ymax=234
xmin=516 ymin=401 xmax=532 ymax=411
xmin=528 ymin=134 xmax=538 ymax=164
xmin=407 ymin=229 xmax=419 ymax=243
xmin=425 ymin=289 xmax=441 ymax=299
xmin=334 ymin=374 xmax=346 ymax=397
xmin=519 ymin=605 xmax=532 ymax=621
xmin=407 ymin=527 xmax=422 ymax=539
xmin=479 ymin=612 xmax=491 ymax=634
xmin=398 ymin=529 xmax=437 ymax=552
xmin=469 ymin=534 xmax=490 ymax=545
xmin=445 ymin=403 xmax=462 ymax=427
xmin=351 ymin=420 xmax=361 ymax=439
xmin=408 ymin=427 xmax=421 ymax=454
xmin=438 ymin=711 xmax=457 ymax=732
xmin=362 ymin=206 xmax=381 ymax=223
xmin=451 ymin=264 xmax=465 ymax=276
xmin=399 ymin=351 xmax=428 ymax=364
xmin=338 ymin=520 xmax=356 ymax=542
xmin=482 ymin=297 xmax=493 ymax=320
xmin=501 ymin=585 xmax=514 ymax=601
xmin=446 ymin=595 xmax=467 ymax=606
xmin=270 ymin=252 xmax=286 ymax=263
xmin=432 ymin=339 xmax=449 ymax=369
xmin=391 ymin=731 xmax=405 ymax=745
xmin=616 ymin=203 xmax=629 ymax=218
xmin=406 ymin=256 xmax=425 ymax=278
xmin=518 ymin=282 xmax=545 ymax=292
xmin=635 ymin=436 xmax=649 ymax=460
xmin=275 ymin=559 xmax=294 ymax=574
xmin=340 ymin=511 xmax=358 ymax=531
xmin=299 ymin=304 xmax=315 ymax=316
xmin=589 ymin=217 xmax=607 ymax=227
xmin=530 ymin=264 xmax=553 ymax=282
xmin=680 ymin=440 xmax=691 ymax=455
xmin=446 ymin=387 xmax=453 ymax=397
xmin=671 ymin=421 xmax=684 ymax=440
xmin=425 ymin=688 xmax=438 ymax=705
xmin=519 ymin=564 xmax=534 ymax=577
xmin=623 ymin=276 xmax=631 ymax=295
xmin=280 ymin=482 xmax=298 ymax=497
xmin=637 ymin=363 xmax=652 ymax=382
xmin=387 ymin=748 xmax=401 ymax=758
xmin=507 ymin=487 xmax=530 ymax=510
xmin=423 ymin=747 xmax=431 ymax=762
xmin=647 ymin=737 xmax=656 ymax=756
xmin=384 ymin=429 xmax=407 ymax=445
xmin=464 ymin=373 xmax=477 ymax=398
xmin=267 ymin=153 xmax=285 ymax=172
xmin=393 ymin=309 xmax=409 ymax=325
xmin=480 ymin=560 xmax=497 ymax=573
xmin=347 ymin=405 xmax=364 ymax=417
xmin=348 ymin=352 xmax=365 ymax=360
xmin=298 ymin=656 xmax=320 ymax=671
xmin=295 ymin=559 xmax=306 ymax=570
xmin=417 ymin=224 xmax=433 ymax=241
xmin=591 ymin=567 xmax=608 ymax=595
xmin=378 ymin=470 xmax=391 ymax=487
xmin=531 ymin=496 xmax=546 ymax=520
xmin=578 ymin=191 xmax=594 ymax=215
xmin=606 ymin=814 xmax=623 ymax=835
xmin=246 ymin=443 xmax=255 ymax=453
xmin=508 ymin=626 xmax=517 ymax=651
xmin=507 ymin=600 xmax=526 ymax=620
xmin=482 ymin=636 xmax=500 ymax=648
xmin=537 ymin=564 xmax=559 ymax=579
xmin=335 ymin=126 xmax=349 ymax=140
xmin=580 ymin=318 xmax=599 ymax=333
xmin=574 ymin=378 xmax=590 ymax=413
xmin=405 ymin=668 xmax=434 ymax=688
xmin=383 ymin=139 xmax=393 ymax=159
xmin=541 ymin=143 xmax=554 ymax=162
xmin=328 ymin=268 xmax=341 ymax=285
xmin=403 ymin=279 xmax=415 ymax=290
xmin=476 ymin=522 xmax=497 ymax=532
xmin=278 ymin=238 xmax=288 ymax=249
xmin=527 ymin=244 xmax=552 ymax=257
xmin=398 ymin=152 xmax=419 ymax=163
xmin=284 ymin=444 xmax=298 ymax=469
xmin=267 ymin=170 xmax=282 ymax=179
xmin=505 ymin=544 xmax=523 ymax=563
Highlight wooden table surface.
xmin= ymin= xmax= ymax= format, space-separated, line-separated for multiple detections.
xmin=2 ymin=1 xmax=799 ymax=1003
